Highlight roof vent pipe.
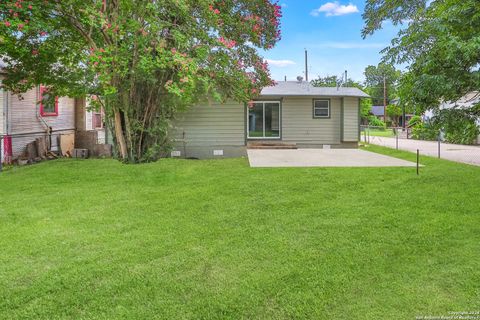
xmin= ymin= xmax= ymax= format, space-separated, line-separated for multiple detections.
xmin=304 ymin=49 xmax=308 ymax=82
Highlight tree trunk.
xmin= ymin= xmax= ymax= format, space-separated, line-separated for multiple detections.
xmin=114 ymin=110 xmax=128 ymax=160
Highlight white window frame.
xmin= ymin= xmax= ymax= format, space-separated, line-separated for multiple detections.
xmin=313 ymin=99 xmax=330 ymax=118
xmin=247 ymin=101 xmax=281 ymax=139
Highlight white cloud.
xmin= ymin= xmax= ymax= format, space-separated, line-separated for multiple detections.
xmin=265 ymin=59 xmax=296 ymax=67
xmin=312 ymin=42 xmax=386 ymax=49
xmin=311 ymin=2 xmax=359 ymax=17
xmin=281 ymin=3 xmax=288 ymax=8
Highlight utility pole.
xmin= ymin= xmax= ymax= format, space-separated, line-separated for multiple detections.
xmin=305 ymin=49 xmax=308 ymax=82
xmin=383 ymin=75 xmax=387 ymax=123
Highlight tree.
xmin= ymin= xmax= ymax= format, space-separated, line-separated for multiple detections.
xmin=311 ymin=75 xmax=363 ymax=88
xmin=386 ymin=104 xmax=402 ymax=126
xmin=362 ymin=0 xmax=480 ymax=116
xmin=310 ymin=75 xmax=340 ymax=87
xmin=363 ymin=63 xmax=401 ymax=106
xmin=0 ymin=0 xmax=282 ymax=162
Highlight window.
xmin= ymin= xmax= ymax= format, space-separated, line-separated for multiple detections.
xmin=313 ymin=99 xmax=330 ymax=118
xmin=248 ymin=101 xmax=280 ymax=139
xmin=39 ymin=86 xmax=59 ymax=117
xmin=92 ymin=112 xmax=103 ymax=129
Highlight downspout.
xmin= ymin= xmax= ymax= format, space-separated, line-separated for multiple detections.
xmin=3 ymin=82 xmax=12 ymax=165
xmin=36 ymin=86 xmax=52 ymax=149
xmin=36 ymin=86 xmax=49 ymax=130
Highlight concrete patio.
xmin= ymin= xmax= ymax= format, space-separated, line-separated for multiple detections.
xmin=247 ymin=148 xmax=419 ymax=168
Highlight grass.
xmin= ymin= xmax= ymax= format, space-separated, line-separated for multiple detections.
xmin=365 ymin=128 xmax=395 ymax=137
xmin=0 ymin=146 xmax=479 ymax=319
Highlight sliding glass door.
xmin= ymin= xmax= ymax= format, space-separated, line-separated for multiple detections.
xmin=248 ymin=101 xmax=280 ymax=139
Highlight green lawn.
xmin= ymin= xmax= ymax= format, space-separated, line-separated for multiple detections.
xmin=365 ymin=128 xmax=396 ymax=137
xmin=0 ymin=146 xmax=479 ymax=319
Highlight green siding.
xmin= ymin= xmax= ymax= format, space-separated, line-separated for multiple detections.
xmin=282 ymin=97 xmax=341 ymax=144
xmin=174 ymin=101 xmax=245 ymax=147
xmin=343 ymin=97 xmax=359 ymax=142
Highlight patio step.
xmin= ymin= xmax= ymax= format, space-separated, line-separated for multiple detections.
xmin=247 ymin=142 xmax=298 ymax=149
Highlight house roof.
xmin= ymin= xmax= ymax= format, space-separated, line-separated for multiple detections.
xmin=440 ymin=91 xmax=480 ymax=109
xmin=371 ymin=105 xmax=385 ymax=116
xmin=260 ymin=81 xmax=370 ymax=98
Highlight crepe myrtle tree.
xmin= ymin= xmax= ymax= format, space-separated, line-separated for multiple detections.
xmin=0 ymin=0 xmax=282 ymax=162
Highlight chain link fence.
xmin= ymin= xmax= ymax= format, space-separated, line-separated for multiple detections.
xmin=360 ymin=125 xmax=480 ymax=166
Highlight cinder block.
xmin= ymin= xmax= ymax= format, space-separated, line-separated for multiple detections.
xmin=93 ymin=144 xmax=112 ymax=158
xmin=73 ymin=148 xmax=89 ymax=159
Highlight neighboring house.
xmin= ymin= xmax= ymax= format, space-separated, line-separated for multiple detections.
xmin=1 ymin=78 xmax=76 ymax=161
xmin=1 ymin=68 xmax=108 ymax=163
xmin=74 ymin=97 xmax=107 ymax=144
xmin=173 ymin=80 xmax=369 ymax=159
xmin=424 ymin=91 xmax=480 ymax=144
xmin=371 ymin=105 xmax=386 ymax=120
xmin=371 ymin=103 xmax=413 ymax=127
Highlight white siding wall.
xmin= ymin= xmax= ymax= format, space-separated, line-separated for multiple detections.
xmin=282 ymin=97 xmax=341 ymax=145
xmin=343 ymin=97 xmax=359 ymax=142
xmin=0 ymin=81 xmax=4 ymax=135
xmin=174 ymin=101 xmax=245 ymax=147
xmin=0 ymin=81 xmax=4 ymax=161
xmin=86 ymin=110 xmax=94 ymax=130
xmin=9 ymin=87 xmax=75 ymax=158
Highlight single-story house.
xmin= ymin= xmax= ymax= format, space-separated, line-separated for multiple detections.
xmin=2 ymin=76 xmax=369 ymax=161
xmin=173 ymin=80 xmax=369 ymax=158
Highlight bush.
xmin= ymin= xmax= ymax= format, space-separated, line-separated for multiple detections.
xmin=411 ymin=120 xmax=439 ymax=141
xmin=408 ymin=115 xmax=422 ymax=127
xmin=367 ymin=116 xmax=386 ymax=128
xmin=435 ymin=109 xmax=479 ymax=145
xmin=444 ymin=121 xmax=479 ymax=145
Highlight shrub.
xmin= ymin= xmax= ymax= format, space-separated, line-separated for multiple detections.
xmin=408 ymin=115 xmax=422 ymax=127
xmin=435 ymin=109 xmax=479 ymax=145
xmin=411 ymin=120 xmax=439 ymax=141
xmin=444 ymin=120 xmax=479 ymax=145
xmin=368 ymin=116 xmax=386 ymax=128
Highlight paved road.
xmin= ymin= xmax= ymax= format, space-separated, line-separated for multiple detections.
xmin=369 ymin=136 xmax=480 ymax=166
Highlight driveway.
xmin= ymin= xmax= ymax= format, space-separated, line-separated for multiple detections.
xmin=247 ymin=148 xmax=418 ymax=168
xmin=369 ymin=136 xmax=480 ymax=166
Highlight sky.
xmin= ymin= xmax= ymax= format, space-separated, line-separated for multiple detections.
xmin=260 ymin=1 xmax=402 ymax=83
